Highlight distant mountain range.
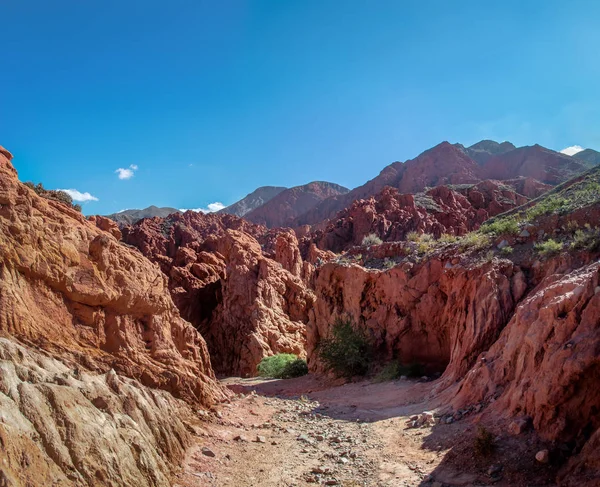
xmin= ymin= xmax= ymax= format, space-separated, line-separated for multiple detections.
xmin=218 ymin=186 xmax=286 ymax=217
xmin=106 ymin=206 xmax=180 ymax=225
xmin=105 ymin=141 xmax=600 ymax=228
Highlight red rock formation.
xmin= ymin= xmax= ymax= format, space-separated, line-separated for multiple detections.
xmin=312 ymin=181 xmax=528 ymax=252
xmin=307 ymin=257 xmax=521 ymax=379
xmin=88 ymin=214 xmax=123 ymax=239
xmin=0 ymin=147 xmax=222 ymax=406
xmin=122 ymin=211 xmax=315 ymax=376
xmin=308 ymin=193 xmax=600 ymax=483
xmin=295 ymin=141 xmax=583 ymax=227
xmin=0 ymin=145 xmax=225 ymax=486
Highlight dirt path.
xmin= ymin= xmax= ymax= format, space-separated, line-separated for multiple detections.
xmin=173 ymin=376 xmax=556 ymax=487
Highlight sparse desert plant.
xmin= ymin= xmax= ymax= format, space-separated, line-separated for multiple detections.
xmin=406 ymin=231 xmax=421 ymax=242
xmin=382 ymin=257 xmax=395 ymax=270
xmin=458 ymin=232 xmax=491 ymax=251
xmin=535 ymin=239 xmax=563 ymax=257
xmin=526 ymin=196 xmax=569 ymax=221
xmin=474 ymin=426 xmax=495 ymax=456
xmin=484 ymin=250 xmax=495 ymax=262
xmin=479 ymin=217 xmax=520 ymax=236
xmin=571 ymin=225 xmax=600 ymax=251
xmin=257 ymin=354 xmax=308 ymax=379
xmin=500 ymin=245 xmax=514 ymax=255
xmin=23 ymin=181 xmax=82 ymax=212
xmin=361 ymin=233 xmax=383 ymax=246
xmin=318 ymin=318 xmax=373 ymax=378
xmin=438 ymin=233 xmax=458 ymax=244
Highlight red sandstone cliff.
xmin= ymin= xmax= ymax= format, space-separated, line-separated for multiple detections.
xmin=0 ymin=146 xmax=225 ymax=486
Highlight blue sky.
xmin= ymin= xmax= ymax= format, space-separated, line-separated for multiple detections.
xmin=1 ymin=1 xmax=599 ymax=215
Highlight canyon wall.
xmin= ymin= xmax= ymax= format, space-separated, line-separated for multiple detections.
xmin=0 ymin=147 xmax=224 ymax=486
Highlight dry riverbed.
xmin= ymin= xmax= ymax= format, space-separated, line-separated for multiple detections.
xmin=173 ymin=376 xmax=556 ymax=487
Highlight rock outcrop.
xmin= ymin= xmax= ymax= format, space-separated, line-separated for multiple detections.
xmin=312 ymin=180 xmax=528 ymax=252
xmin=0 ymin=338 xmax=196 ymax=487
xmin=122 ymin=211 xmax=315 ymax=376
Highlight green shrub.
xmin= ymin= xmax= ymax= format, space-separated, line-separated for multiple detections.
xmin=500 ymin=246 xmax=514 ymax=255
xmin=474 ymin=426 xmax=495 ymax=456
xmin=438 ymin=233 xmax=458 ymax=244
xmin=479 ymin=217 xmax=520 ymax=236
xmin=374 ymin=362 xmax=402 ymax=382
xmin=281 ymin=358 xmax=309 ymax=378
xmin=318 ymin=318 xmax=373 ymax=377
xmin=361 ymin=233 xmax=383 ymax=246
xmin=24 ymin=181 xmax=82 ymax=212
xmin=535 ymin=239 xmax=563 ymax=257
xmin=458 ymin=232 xmax=491 ymax=251
xmin=526 ymin=196 xmax=569 ymax=221
xmin=571 ymin=225 xmax=600 ymax=251
xmin=257 ymin=354 xmax=307 ymax=379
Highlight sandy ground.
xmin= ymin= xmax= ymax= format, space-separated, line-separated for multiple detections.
xmin=172 ymin=375 xmax=557 ymax=487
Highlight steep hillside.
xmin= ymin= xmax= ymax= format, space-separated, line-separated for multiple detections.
xmin=481 ymin=144 xmax=590 ymax=184
xmin=572 ymin=148 xmax=600 ymax=166
xmin=219 ymin=185 xmax=287 ymax=217
xmin=245 ymin=181 xmax=349 ymax=228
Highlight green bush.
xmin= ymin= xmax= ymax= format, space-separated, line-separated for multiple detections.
xmin=479 ymin=217 xmax=520 ymax=236
xmin=526 ymin=196 xmax=569 ymax=221
xmin=362 ymin=233 xmax=383 ymax=246
xmin=257 ymin=354 xmax=308 ymax=379
xmin=374 ymin=361 xmax=402 ymax=382
xmin=571 ymin=225 xmax=600 ymax=251
xmin=535 ymin=239 xmax=563 ymax=257
xmin=24 ymin=181 xmax=82 ymax=212
xmin=281 ymin=358 xmax=309 ymax=378
xmin=318 ymin=318 xmax=373 ymax=377
xmin=500 ymin=246 xmax=514 ymax=255
xmin=457 ymin=232 xmax=491 ymax=251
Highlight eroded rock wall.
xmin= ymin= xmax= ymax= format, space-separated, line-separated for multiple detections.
xmin=123 ymin=213 xmax=316 ymax=376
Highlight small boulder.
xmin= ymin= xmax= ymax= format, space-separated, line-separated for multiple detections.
xmin=535 ymin=449 xmax=549 ymax=464
xmin=201 ymin=447 xmax=216 ymax=457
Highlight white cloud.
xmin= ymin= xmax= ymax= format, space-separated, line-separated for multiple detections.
xmin=560 ymin=145 xmax=585 ymax=156
xmin=58 ymin=189 xmax=99 ymax=202
xmin=179 ymin=202 xmax=225 ymax=213
xmin=115 ymin=164 xmax=139 ymax=180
